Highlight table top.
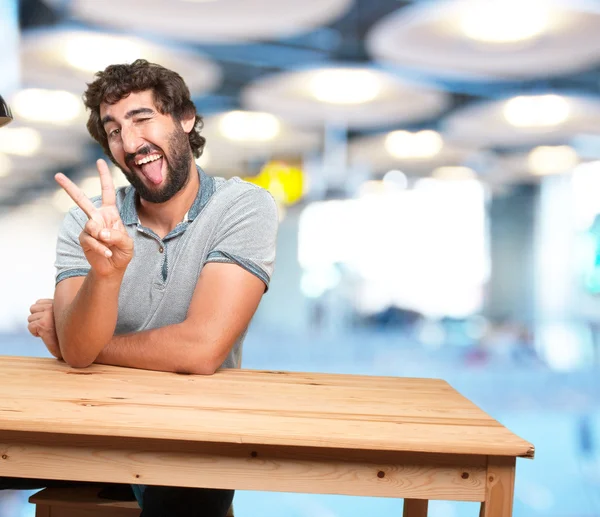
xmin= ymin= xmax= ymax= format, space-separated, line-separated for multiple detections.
xmin=0 ymin=356 xmax=534 ymax=458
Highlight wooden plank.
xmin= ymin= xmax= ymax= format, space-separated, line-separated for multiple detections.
xmin=479 ymin=456 xmax=516 ymax=517
xmin=403 ymin=498 xmax=429 ymax=517
xmin=0 ymin=433 xmax=487 ymax=501
xmin=29 ymin=486 xmax=140 ymax=509
xmin=0 ymin=357 xmax=534 ymax=458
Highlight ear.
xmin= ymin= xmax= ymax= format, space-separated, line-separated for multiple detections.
xmin=180 ymin=110 xmax=196 ymax=134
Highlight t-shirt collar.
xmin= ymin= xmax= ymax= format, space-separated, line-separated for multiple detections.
xmin=120 ymin=165 xmax=215 ymax=226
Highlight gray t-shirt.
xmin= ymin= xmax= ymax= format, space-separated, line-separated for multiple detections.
xmin=54 ymin=168 xmax=278 ymax=369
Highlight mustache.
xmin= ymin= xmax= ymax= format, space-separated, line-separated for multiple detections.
xmin=125 ymin=145 xmax=162 ymax=166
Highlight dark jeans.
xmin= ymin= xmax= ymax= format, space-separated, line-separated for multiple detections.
xmin=0 ymin=478 xmax=234 ymax=517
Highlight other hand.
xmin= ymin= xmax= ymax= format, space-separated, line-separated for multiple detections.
xmin=28 ymin=299 xmax=61 ymax=359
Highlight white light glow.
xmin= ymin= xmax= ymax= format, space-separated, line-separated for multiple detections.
xmin=383 ymin=169 xmax=408 ymax=189
xmin=432 ymin=166 xmax=476 ymax=181
xmin=358 ymin=180 xmax=386 ymax=197
xmin=528 ymin=145 xmax=578 ymax=176
xmin=309 ymin=69 xmax=381 ymax=105
xmin=0 ymin=154 xmax=11 ymax=177
xmin=12 ymin=89 xmax=82 ymax=124
xmin=64 ymin=34 xmax=143 ymax=73
xmin=571 ymin=161 xmax=600 ymax=231
xmin=219 ymin=111 xmax=280 ymax=142
xmin=0 ymin=127 xmax=42 ymax=156
xmin=298 ymin=180 xmax=488 ymax=318
xmin=460 ymin=0 xmax=549 ymax=44
xmin=504 ymin=95 xmax=570 ymax=128
xmin=385 ymin=130 xmax=443 ymax=159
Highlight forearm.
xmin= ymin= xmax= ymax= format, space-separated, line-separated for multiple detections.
xmin=57 ymin=270 xmax=123 ymax=367
xmin=94 ymin=322 xmax=221 ymax=375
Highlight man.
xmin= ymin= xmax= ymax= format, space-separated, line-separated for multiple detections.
xmin=24 ymin=59 xmax=279 ymax=516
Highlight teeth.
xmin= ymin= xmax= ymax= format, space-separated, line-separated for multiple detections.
xmin=136 ymin=154 xmax=162 ymax=166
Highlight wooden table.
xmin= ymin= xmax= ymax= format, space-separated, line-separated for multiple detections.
xmin=0 ymin=356 xmax=533 ymax=516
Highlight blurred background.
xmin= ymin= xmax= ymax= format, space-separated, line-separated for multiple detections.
xmin=1 ymin=0 xmax=600 ymax=515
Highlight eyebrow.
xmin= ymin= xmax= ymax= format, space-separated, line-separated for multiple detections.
xmin=101 ymin=107 xmax=155 ymax=127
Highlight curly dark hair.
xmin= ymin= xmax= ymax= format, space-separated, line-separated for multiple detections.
xmin=83 ymin=59 xmax=206 ymax=160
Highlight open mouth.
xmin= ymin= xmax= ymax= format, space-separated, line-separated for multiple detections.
xmin=135 ymin=153 xmax=164 ymax=185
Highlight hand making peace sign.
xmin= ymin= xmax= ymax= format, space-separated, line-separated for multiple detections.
xmin=55 ymin=159 xmax=134 ymax=278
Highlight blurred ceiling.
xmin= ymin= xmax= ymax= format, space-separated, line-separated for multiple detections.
xmin=2 ymin=0 xmax=600 ymax=210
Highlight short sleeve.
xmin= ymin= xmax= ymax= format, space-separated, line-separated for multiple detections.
xmin=205 ymin=186 xmax=278 ymax=291
xmin=55 ymin=207 xmax=90 ymax=284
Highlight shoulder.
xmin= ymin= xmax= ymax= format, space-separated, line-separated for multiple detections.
xmin=213 ymin=176 xmax=277 ymax=208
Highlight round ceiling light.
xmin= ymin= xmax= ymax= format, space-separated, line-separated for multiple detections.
xmin=218 ymin=111 xmax=280 ymax=142
xmin=11 ymin=89 xmax=82 ymax=124
xmin=504 ymin=95 xmax=570 ymax=128
xmin=0 ymin=127 xmax=42 ymax=156
xmin=309 ymin=69 xmax=381 ymax=105
xmin=20 ymin=29 xmax=222 ymax=100
xmin=42 ymin=0 xmax=352 ymax=43
xmin=460 ymin=0 xmax=549 ymax=44
xmin=528 ymin=145 xmax=579 ymax=175
xmin=366 ymin=0 xmax=600 ymax=80
xmin=432 ymin=166 xmax=477 ymax=181
xmin=385 ymin=130 xmax=444 ymax=159
xmin=64 ymin=34 xmax=143 ymax=73
xmin=242 ymin=66 xmax=449 ymax=129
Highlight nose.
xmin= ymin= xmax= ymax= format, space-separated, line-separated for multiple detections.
xmin=120 ymin=125 xmax=145 ymax=155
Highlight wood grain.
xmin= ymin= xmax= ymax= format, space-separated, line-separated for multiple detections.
xmin=0 ymin=433 xmax=488 ymax=501
xmin=0 ymin=357 xmax=533 ymax=458
xmin=480 ymin=456 xmax=516 ymax=517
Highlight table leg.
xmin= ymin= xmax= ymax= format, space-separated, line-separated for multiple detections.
xmin=479 ymin=456 xmax=516 ymax=517
xmin=403 ymin=498 xmax=428 ymax=517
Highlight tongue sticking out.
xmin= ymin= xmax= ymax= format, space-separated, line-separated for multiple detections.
xmin=140 ymin=158 xmax=164 ymax=185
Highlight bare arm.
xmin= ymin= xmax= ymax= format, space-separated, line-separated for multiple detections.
xmin=53 ymin=160 xmax=133 ymax=367
xmin=54 ymin=273 xmax=122 ymax=367
xmin=95 ymin=262 xmax=265 ymax=374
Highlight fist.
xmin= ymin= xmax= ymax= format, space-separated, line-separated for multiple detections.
xmin=28 ymin=299 xmax=61 ymax=360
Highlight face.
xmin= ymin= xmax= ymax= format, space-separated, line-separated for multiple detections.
xmin=100 ymin=90 xmax=195 ymax=204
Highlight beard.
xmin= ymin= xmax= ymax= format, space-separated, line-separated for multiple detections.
xmin=119 ymin=124 xmax=192 ymax=204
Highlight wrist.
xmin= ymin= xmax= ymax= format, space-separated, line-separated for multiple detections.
xmin=88 ymin=267 xmax=126 ymax=285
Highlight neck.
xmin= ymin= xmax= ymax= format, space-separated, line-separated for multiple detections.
xmin=137 ymin=164 xmax=199 ymax=238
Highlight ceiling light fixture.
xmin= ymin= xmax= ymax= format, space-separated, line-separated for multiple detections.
xmin=528 ymin=145 xmax=578 ymax=175
xmin=219 ymin=111 xmax=280 ymax=142
xmin=64 ymin=34 xmax=143 ymax=73
xmin=385 ymin=130 xmax=443 ymax=159
xmin=460 ymin=0 xmax=550 ymax=44
xmin=309 ymin=69 xmax=381 ymax=105
xmin=504 ymin=94 xmax=570 ymax=128
xmin=0 ymin=127 xmax=42 ymax=156
xmin=12 ymin=89 xmax=82 ymax=124
xmin=432 ymin=166 xmax=476 ymax=181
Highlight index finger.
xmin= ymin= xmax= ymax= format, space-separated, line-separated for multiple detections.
xmin=97 ymin=159 xmax=116 ymax=207
xmin=55 ymin=173 xmax=99 ymax=221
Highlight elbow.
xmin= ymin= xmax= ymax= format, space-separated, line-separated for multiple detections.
xmin=61 ymin=350 xmax=95 ymax=369
xmin=181 ymin=359 xmax=220 ymax=376
xmin=59 ymin=339 xmax=96 ymax=369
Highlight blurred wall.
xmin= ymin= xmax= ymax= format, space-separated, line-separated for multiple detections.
xmin=253 ymin=208 xmax=308 ymax=334
xmin=486 ymin=184 xmax=538 ymax=325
